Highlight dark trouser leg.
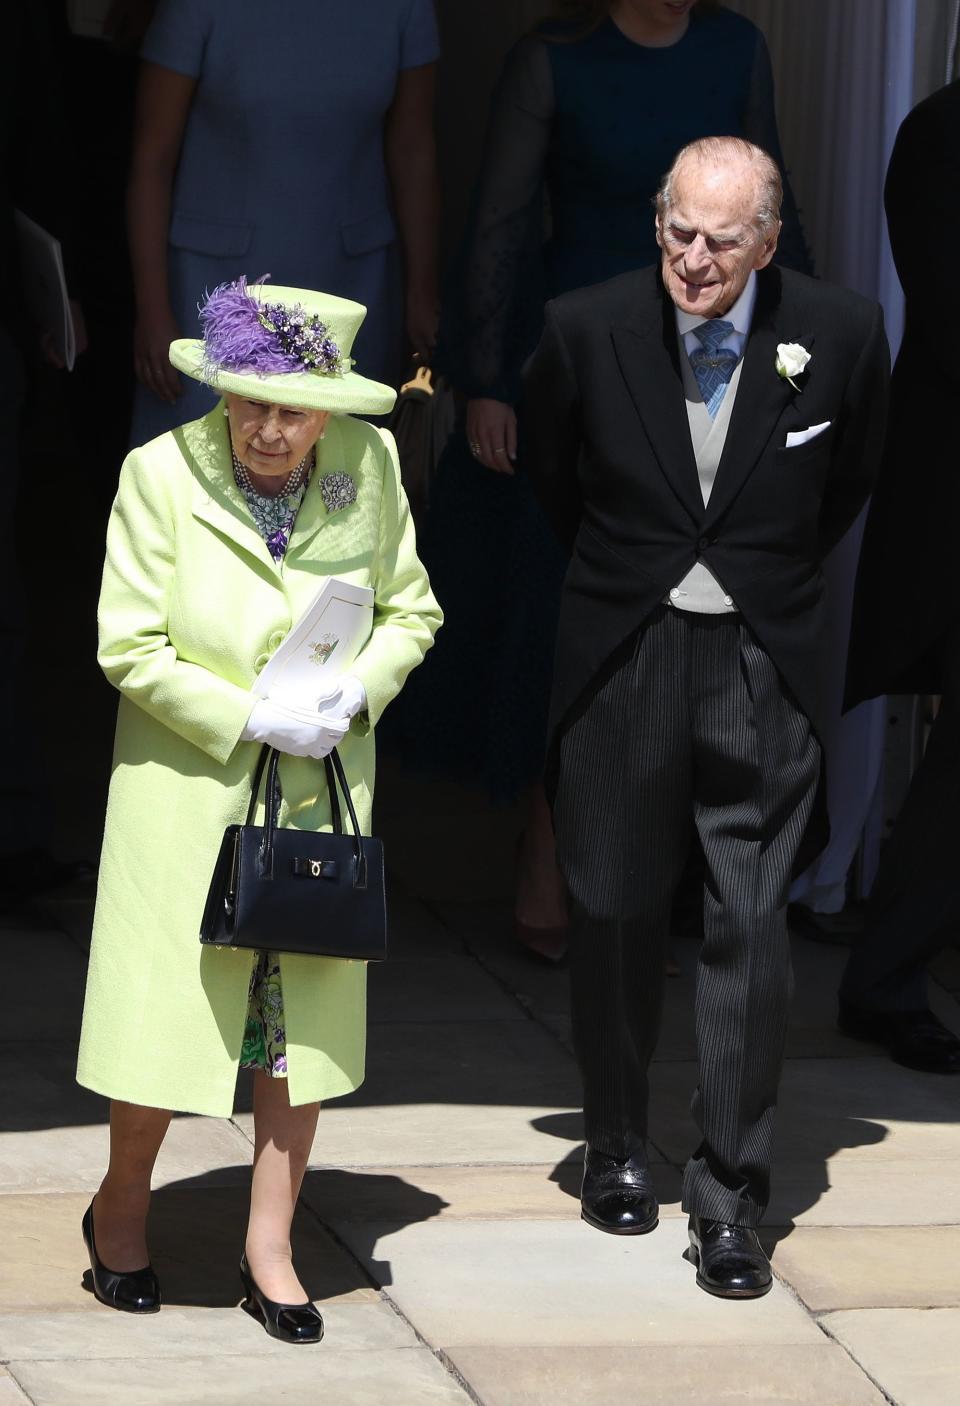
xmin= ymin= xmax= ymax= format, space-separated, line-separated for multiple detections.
xmin=841 ymin=629 xmax=960 ymax=1012
xmin=555 ymin=609 xmax=691 ymax=1161
xmin=682 ymin=619 xmax=820 ymax=1226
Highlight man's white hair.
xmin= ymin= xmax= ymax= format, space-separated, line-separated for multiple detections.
xmin=655 ymin=137 xmax=783 ymax=237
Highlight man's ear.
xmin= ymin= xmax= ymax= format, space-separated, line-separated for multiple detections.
xmin=655 ymin=213 xmax=664 ymax=251
xmin=755 ymin=221 xmax=781 ymax=271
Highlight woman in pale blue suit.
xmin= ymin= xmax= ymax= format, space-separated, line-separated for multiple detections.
xmin=128 ymin=0 xmax=440 ymax=445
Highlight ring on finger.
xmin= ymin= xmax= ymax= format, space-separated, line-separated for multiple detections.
xmin=493 ymin=447 xmax=507 ymax=455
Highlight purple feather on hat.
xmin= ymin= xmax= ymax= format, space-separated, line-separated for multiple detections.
xmin=199 ymin=275 xmax=303 ymax=377
xmin=199 ymin=275 xmax=345 ymax=380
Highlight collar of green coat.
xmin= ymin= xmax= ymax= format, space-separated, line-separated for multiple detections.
xmin=175 ymin=404 xmax=346 ymax=570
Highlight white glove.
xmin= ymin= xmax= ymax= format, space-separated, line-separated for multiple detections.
xmin=271 ymin=675 xmax=367 ymax=731
xmin=241 ymin=698 xmax=347 ymax=759
xmin=315 ymin=674 xmax=367 ymax=728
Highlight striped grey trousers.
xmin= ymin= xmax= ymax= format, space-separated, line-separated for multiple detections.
xmin=554 ymin=606 xmax=820 ymax=1225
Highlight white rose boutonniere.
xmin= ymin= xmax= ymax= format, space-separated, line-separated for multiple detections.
xmin=775 ymin=342 xmax=812 ymax=392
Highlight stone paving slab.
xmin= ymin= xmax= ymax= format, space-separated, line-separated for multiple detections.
xmin=766 ymin=1159 xmax=960 ymax=1228
xmin=0 ymin=1369 xmax=29 ymax=1405
xmin=0 ymin=1103 xmax=251 ymax=1195
xmin=305 ymin=1162 xmax=683 ymax=1224
xmin=8 ymin=1348 xmax=472 ymax=1406
xmin=367 ymin=957 xmax=524 ymax=1024
xmin=384 ymin=892 xmax=471 ymax=962
xmin=0 ymin=1302 xmax=416 ymax=1360
xmin=769 ymin=1226 xmax=960 ymax=1309
xmin=432 ymin=912 xmax=893 ymax=1061
xmin=445 ymin=1343 xmax=888 ymax=1405
xmin=649 ymin=1056 xmax=960 ymax=1168
xmin=823 ymin=1308 xmax=960 ymax=1406
xmin=0 ymin=1190 xmax=375 ymax=1311
xmin=334 ymin=1217 xmax=823 ymax=1347
xmin=234 ymin=1019 xmax=585 ymax=1168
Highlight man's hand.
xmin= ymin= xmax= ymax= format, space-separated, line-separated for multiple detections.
xmin=465 ymin=398 xmax=517 ymax=475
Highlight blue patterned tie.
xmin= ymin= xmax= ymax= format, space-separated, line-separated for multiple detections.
xmin=689 ymin=320 xmax=738 ymax=419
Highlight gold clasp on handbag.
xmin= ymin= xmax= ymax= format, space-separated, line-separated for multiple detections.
xmin=293 ymin=856 xmax=338 ymax=880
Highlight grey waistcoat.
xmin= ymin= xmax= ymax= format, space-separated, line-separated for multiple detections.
xmin=666 ymin=352 xmax=744 ymax=614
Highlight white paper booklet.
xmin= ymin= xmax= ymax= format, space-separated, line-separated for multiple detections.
xmin=14 ymin=210 xmax=76 ymax=371
xmin=254 ymin=578 xmax=374 ymax=708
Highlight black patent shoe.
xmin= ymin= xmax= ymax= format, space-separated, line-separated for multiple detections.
xmin=838 ymin=1000 xmax=960 ymax=1074
xmin=580 ymin=1145 xmax=659 ymax=1235
xmin=239 ymin=1256 xmax=324 ymax=1344
xmin=81 ymin=1201 xmax=161 ymax=1313
xmin=687 ymin=1214 xmax=772 ymax=1299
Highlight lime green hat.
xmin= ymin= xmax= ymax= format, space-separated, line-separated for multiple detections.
xmin=169 ymin=277 xmax=397 ymax=415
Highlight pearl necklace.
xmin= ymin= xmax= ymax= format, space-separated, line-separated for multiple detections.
xmin=231 ymin=447 xmax=315 ymax=499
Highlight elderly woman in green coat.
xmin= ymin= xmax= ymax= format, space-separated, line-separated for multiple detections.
xmin=76 ymin=279 xmax=441 ymax=1344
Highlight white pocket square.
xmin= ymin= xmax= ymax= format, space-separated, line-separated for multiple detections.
xmin=785 ymin=421 xmax=831 ymax=448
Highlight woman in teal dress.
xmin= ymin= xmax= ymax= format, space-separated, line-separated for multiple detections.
xmin=399 ymin=0 xmax=811 ymax=957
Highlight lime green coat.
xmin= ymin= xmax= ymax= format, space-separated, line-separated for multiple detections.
xmin=76 ymin=405 xmax=441 ymax=1116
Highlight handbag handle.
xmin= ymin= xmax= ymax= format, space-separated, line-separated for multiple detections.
xmin=248 ymin=745 xmax=367 ymax=888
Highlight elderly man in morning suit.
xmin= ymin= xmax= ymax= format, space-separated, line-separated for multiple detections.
xmin=521 ymin=137 xmax=888 ymax=1298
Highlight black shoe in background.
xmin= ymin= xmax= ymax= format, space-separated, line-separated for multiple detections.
xmin=838 ymin=999 xmax=960 ymax=1074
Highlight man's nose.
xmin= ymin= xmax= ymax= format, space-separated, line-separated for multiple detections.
xmin=683 ymin=234 xmax=711 ymax=268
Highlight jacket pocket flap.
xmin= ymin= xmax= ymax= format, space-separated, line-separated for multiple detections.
xmin=169 ymin=211 xmax=254 ymax=258
xmin=340 ymin=208 xmax=397 ymax=257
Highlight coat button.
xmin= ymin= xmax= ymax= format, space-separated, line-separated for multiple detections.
xmin=697 ymin=536 xmax=710 ymax=552
xmin=268 ymin=631 xmax=284 ymax=650
xmin=254 ymin=653 xmax=269 ymax=671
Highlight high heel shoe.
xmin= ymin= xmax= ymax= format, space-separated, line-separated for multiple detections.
xmin=81 ymin=1201 xmax=161 ymax=1313
xmin=239 ymin=1255 xmax=324 ymax=1344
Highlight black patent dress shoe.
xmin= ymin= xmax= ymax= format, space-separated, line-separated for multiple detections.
xmin=240 ymin=1256 xmax=324 ymax=1344
xmin=687 ymin=1214 xmax=772 ymax=1299
xmin=81 ymin=1201 xmax=161 ymax=1313
xmin=838 ymin=1000 xmax=960 ymax=1074
xmin=580 ymin=1146 xmax=659 ymax=1235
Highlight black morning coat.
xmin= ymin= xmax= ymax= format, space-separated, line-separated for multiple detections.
xmin=846 ymin=79 xmax=960 ymax=705
xmin=520 ymin=261 xmax=890 ymax=861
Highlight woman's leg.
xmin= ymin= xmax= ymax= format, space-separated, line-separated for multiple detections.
xmin=514 ymin=781 xmax=569 ymax=952
xmin=245 ymin=1070 xmax=321 ymax=1303
xmin=93 ymin=1101 xmax=172 ymax=1270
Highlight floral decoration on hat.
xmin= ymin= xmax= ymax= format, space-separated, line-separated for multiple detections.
xmin=199 ymin=275 xmax=348 ymax=381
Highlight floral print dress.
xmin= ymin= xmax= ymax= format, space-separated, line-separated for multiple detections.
xmin=235 ymin=452 xmax=312 ymax=1078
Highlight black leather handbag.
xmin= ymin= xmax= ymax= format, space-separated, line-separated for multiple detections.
xmin=199 ymin=745 xmax=387 ymax=960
